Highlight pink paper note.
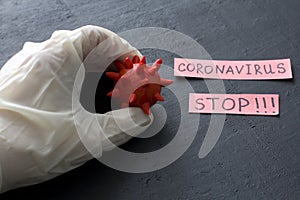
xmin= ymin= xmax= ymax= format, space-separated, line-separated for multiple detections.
xmin=189 ymin=93 xmax=279 ymax=115
xmin=174 ymin=58 xmax=292 ymax=80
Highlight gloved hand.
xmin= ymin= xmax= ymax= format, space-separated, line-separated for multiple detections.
xmin=0 ymin=25 xmax=153 ymax=193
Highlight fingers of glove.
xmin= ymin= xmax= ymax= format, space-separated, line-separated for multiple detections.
xmin=1 ymin=25 xmax=139 ymax=77
xmin=96 ymin=107 xmax=153 ymax=152
xmin=73 ymin=105 xmax=152 ymax=156
xmin=75 ymin=25 xmax=141 ymax=72
xmin=49 ymin=25 xmax=142 ymax=72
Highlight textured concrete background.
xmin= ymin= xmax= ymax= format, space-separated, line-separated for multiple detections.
xmin=1 ymin=0 xmax=300 ymax=199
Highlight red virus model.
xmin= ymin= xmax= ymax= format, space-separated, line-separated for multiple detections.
xmin=106 ymin=55 xmax=173 ymax=115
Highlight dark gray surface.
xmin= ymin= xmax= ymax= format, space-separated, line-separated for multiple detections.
xmin=1 ymin=0 xmax=300 ymax=199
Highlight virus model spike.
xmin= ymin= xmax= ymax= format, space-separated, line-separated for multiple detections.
xmin=132 ymin=55 xmax=140 ymax=64
xmin=142 ymin=102 xmax=151 ymax=115
xmin=129 ymin=93 xmax=137 ymax=104
xmin=106 ymin=55 xmax=173 ymax=114
xmin=140 ymin=56 xmax=146 ymax=65
xmin=154 ymin=92 xmax=164 ymax=101
xmin=114 ymin=60 xmax=125 ymax=70
xmin=106 ymin=89 xmax=120 ymax=97
xmin=124 ymin=57 xmax=133 ymax=69
xmin=153 ymin=58 xmax=162 ymax=68
xmin=160 ymin=78 xmax=173 ymax=86
xmin=106 ymin=72 xmax=120 ymax=81
xmin=106 ymin=91 xmax=113 ymax=97
xmin=148 ymin=58 xmax=162 ymax=75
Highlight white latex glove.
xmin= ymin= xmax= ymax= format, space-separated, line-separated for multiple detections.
xmin=0 ymin=25 xmax=153 ymax=193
